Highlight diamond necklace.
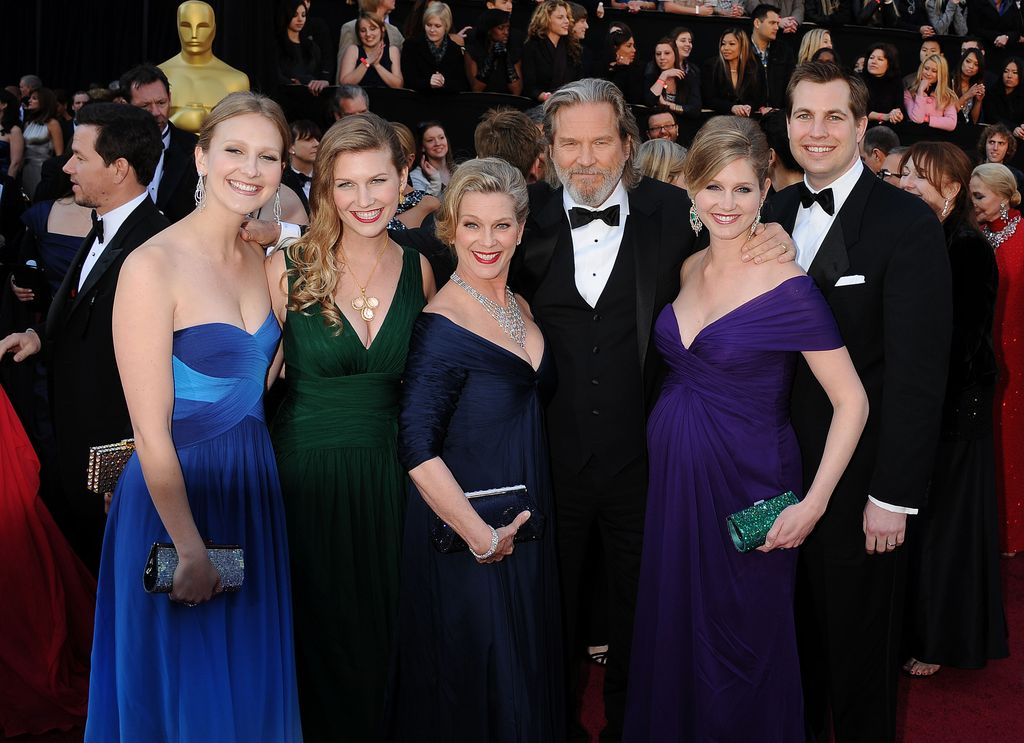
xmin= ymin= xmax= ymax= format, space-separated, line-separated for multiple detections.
xmin=981 ymin=215 xmax=1021 ymax=249
xmin=450 ymin=272 xmax=526 ymax=349
xmin=337 ymin=241 xmax=389 ymax=321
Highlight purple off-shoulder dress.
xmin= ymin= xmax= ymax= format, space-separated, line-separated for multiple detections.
xmin=624 ymin=275 xmax=843 ymax=742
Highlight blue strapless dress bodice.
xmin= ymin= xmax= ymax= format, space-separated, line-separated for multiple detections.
xmin=86 ymin=313 xmax=303 ymax=742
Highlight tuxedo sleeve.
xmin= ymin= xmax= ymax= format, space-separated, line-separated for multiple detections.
xmin=870 ymin=210 xmax=952 ymax=509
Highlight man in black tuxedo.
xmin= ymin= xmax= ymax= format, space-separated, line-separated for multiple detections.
xmin=0 ymin=103 xmax=167 ymax=574
xmin=774 ymin=63 xmax=952 ymax=742
xmin=120 ymin=64 xmax=199 ymax=224
xmin=512 ymin=78 xmax=795 ymax=743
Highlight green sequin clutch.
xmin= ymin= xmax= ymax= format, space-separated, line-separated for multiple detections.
xmin=727 ymin=491 xmax=799 ymax=553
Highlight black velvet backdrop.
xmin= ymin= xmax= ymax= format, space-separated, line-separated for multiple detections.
xmin=1 ymin=0 xmax=280 ymax=95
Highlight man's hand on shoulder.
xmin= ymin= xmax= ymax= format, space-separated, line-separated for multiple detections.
xmin=742 ymin=222 xmax=796 ymax=264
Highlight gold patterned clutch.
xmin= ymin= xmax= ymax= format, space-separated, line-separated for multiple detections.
xmin=86 ymin=439 xmax=136 ymax=494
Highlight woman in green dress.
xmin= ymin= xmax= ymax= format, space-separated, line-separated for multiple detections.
xmin=265 ymin=113 xmax=435 ymax=741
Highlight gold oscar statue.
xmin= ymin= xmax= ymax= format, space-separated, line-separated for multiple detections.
xmin=158 ymin=0 xmax=250 ymax=132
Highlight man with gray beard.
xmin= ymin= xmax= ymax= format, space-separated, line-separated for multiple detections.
xmin=511 ymin=78 xmax=796 ymax=743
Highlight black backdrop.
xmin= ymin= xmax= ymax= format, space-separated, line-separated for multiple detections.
xmin=1 ymin=0 xmax=279 ymax=94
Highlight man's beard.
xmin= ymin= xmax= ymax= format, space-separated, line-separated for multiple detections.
xmin=553 ymin=159 xmax=625 ymax=207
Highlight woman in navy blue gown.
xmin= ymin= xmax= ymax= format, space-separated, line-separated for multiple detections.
xmin=86 ymin=93 xmax=301 ymax=741
xmin=624 ymin=117 xmax=868 ymax=742
xmin=386 ymin=158 xmax=564 ymax=742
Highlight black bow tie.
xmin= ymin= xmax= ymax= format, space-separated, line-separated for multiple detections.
xmin=91 ymin=210 xmax=104 ymax=243
xmin=798 ymin=184 xmax=835 ymax=216
xmin=294 ymin=170 xmax=312 ymax=185
xmin=568 ymin=205 xmax=620 ymax=229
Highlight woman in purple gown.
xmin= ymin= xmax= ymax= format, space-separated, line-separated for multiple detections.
xmin=624 ymin=117 xmax=868 ymax=742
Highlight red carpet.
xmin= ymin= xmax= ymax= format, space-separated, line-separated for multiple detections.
xmin=580 ymin=556 xmax=1024 ymax=743
xmin=6 ymin=560 xmax=1021 ymax=742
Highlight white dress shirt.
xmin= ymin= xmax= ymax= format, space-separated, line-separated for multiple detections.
xmin=147 ymin=126 xmax=171 ymax=204
xmin=291 ymin=167 xmax=312 ymax=200
xmin=79 ymin=191 xmax=149 ymax=291
xmin=562 ymin=181 xmax=630 ymax=308
xmin=791 ymin=159 xmax=916 ymax=516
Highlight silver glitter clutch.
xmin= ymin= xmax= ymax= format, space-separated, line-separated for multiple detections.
xmin=726 ymin=491 xmax=799 ymax=553
xmin=143 ymin=543 xmax=245 ymax=594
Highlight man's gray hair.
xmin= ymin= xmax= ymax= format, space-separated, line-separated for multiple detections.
xmin=542 ymin=78 xmax=641 ymax=190
xmin=20 ymin=74 xmax=42 ymax=91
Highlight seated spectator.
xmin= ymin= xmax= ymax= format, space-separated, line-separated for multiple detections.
xmin=389 ymin=121 xmax=441 ymax=229
xmin=277 ymin=0 xmax=331 ymax=95
xmin=861 ymin=43 xmax=906 ymax=125
xmin=635 ymin=138 xmax=687 ymax=188
xmin=663 ymin=0 xmax=719 ymax=15
xmin=645 ymin=38 xmax=698 ymax=116
xmin=521 ymin=0 xmax=583 ymax=102
xmin=402 ymin=2 xmax=468 ymax=94
xmin=337 ymin=0 xmax=404 ymax=80
xmin=902 ymin=39 xmax=943 ymax=89
xmin=984 ymin=57 xmax=1024 ymax=127
xmin=744 ymin=0 xmax=804 ymax=29
xmin=609 ymin=0 xmax=659 ymax=10
xmin=905 ymin=54 xmax=960 ymax=130
xmin=646 ymin=110 xmax=680 ymax=141
xmin=760 ymin=109 xmax=803 ymax=191
xmin=855 ymin=0 xmax=901 ymax=27
xmin=861 ymin=124 xmax=901 ymax=174
xmin=473 ymin=106 xmax=546 ymax=182
xmin=465 ymin=9 xmax=523 ymax=95
xmin=978 ymin=123 xmax=1024 ymax=193
xmin=891 ymin=0 xmax=937 ymax=34
xmin=967 ymin=0 xmax=1023 ymax=56
xmin=811 ymin=47 xmax=841 ymax=65
xmin=338 ymin=13 xmax=404 ymax=89
xmin=954 ymin=48 xmax=986 ymax=124
xmin=804 ymin=0 xmax=850 ymax=27
xmin=598 ymin=24 xmax=645 ymax=103
xmin=328 ymin=84 xmax=370 ymax=120
xmin=702 ymin=28 xmax=766 ymax=117
xmin=410 ymin=120 xmax=454 ymax=194
xmin=0 ymin=89 xmax=24 ymax=179
xmin=797 ymin=28 xmax=832 ymax=64
xmin=750 ymin=4 xmax=795 ymax=110
xmin=927 ymin=0 xmax=968 ymax=35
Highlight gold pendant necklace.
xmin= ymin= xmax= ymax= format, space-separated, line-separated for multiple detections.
xmin=337 ymin=241 xmax=389 ymax=322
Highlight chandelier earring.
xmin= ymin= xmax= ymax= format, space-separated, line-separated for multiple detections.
xmin=273 ymin=186 xmax=282 ymax=224
xmin=689 ymin=204 xmax=703 ymax=235
xmin=941 ymin=196 xmax=952 ymax=219
xmin=749 ymin=198 xmax=766 ymax=237
xmin=1000 ymin=201 xmax=1009 ymax=221
xmin=194 ymin=174 xmax=207 ymax=211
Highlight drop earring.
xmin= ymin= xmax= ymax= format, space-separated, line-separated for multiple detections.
xmin=689 ymin=204 xmax=703 ymax=235
xmin=1000 ymin=201 xmax=1009 ymax=221
xmin=194 ymin=174 xmax=206 ymax=211
xmin=749 ymin=198 xmax=765 ymax=237
xmin=273 ymin=186 xmax=282 ymax=224
xmin=941 ymin=196 xmax=952 ymax=219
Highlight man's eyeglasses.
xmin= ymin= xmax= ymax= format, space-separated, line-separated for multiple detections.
xmin=877 ymin=168 xmax=893 ymax=180
xmin=647 ymin=124 xmax=678 ymax=134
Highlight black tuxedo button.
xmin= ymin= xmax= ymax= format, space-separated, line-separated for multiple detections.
xmin=592 ymin=346 xmax=599 ymax=354
xmin=591 ymin=378 xmax=599 ymax=385
xmin=592 ymin=409 xmax=600 ymax=415
xmin=593 ymin=313 xmax=601 ymax=322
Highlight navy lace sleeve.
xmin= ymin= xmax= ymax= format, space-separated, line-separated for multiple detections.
xmin=398 ymin=314 xmax=469 ymax=471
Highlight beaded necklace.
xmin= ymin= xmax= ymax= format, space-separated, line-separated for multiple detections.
xmin=450 ymin=272 xmax=526 ymax=349
xmin=982 ymin=215 xmax=1021 ymax=249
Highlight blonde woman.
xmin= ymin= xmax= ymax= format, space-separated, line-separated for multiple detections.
xmin=387 ymin=157 xmax=563 ymax=741
xmin=522 ymin=0 xmax=582 ymax=102
xmin=636 ymin=138 xmax=687 ymax=188
xmin=905 ymin=53 xmax=959 ymax=131
xmin=624 ymin=116 xmax=867 ymax=742
xmin=401 ymin=2 xmax=468 ymax=94
xmin=266 ymin=112 xmax=434 ymax=740
xmin=797 ymin=27 xmax=832 ymax=65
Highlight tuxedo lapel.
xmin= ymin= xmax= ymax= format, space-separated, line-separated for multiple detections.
xmin=521 ymin=187 xmax=567 ymax=294
xmin=629 ymin=191 xmax=660 ymax=368
xmin=70 ymin=200 xmax=150 ymax=316
xmin=807 ymin=220 xmax=849 ymax=294
xmin=158 ymin=123 xmax=187 ymax=207
xmin=45 ymin=228 xmax=96 ymax=339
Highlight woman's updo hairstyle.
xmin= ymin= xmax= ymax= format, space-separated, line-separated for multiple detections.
xmin=435 ymin=157 xmax=529 ymax=250
xmin=682 ymin=116 xmax=770 ymax=198
xmin=973 ymin=163 xmax=1022 ymax=207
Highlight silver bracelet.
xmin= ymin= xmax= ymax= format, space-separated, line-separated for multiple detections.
xmin=469 ymin=526 xmax=499 ymax=560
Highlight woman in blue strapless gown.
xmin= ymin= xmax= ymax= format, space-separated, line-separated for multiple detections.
xmin=623 ymin=118 xmax=868 ymax=742
xmin=85 ymin=94 xmax=302 ymax=741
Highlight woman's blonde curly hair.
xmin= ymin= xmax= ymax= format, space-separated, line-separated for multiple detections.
xmin=285 ymin=113 xmax=406 ymax=333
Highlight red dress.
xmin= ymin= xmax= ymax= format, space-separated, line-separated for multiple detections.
xmin=984 ymin=211 xmax=1024 ymax=554
xmin=0 ymin=384 xmax=95 ymax=736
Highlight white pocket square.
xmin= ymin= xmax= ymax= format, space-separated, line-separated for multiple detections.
xmin=835 ymin=275 xmax=866 ymax=287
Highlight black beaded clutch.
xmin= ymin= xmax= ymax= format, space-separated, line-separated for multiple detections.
xmin=726 ymin=491 xmax=799 ymax=553
xmin=143 ymin=543 xmax=245 ymax=594
xmin=430 ymin=484 xmax=545 ymax=554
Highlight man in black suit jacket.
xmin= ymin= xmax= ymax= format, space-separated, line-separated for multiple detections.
xmin=775 ymin=63 xmax=952 ymax=742
xmin=121 ymin=64 xmax=199 ymax=224
xmin=0 ymin=103 xmax=166 ymax=574
xmin=512 ymin=78 xmax=796 ymax=743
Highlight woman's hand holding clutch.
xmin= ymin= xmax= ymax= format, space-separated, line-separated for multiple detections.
xmin=170 ymin=549 xmax=222 ymax=606
xmin=758 ymin=500 xmax=825 ymax=552
xmin=476 ymin=510 xmax=532 ymax=564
